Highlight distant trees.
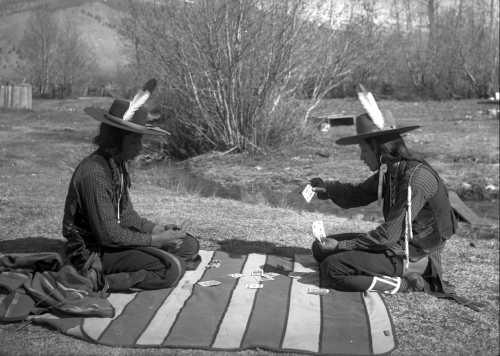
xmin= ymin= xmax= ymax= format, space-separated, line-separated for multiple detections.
xmin=19 ymin=7 xmax=97 ymax=98
xmin=389 ymin=0 xmax=499 ymax=99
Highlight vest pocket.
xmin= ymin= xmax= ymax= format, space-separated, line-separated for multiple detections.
xmin=413 ymin=220 xmax=442 ymax=253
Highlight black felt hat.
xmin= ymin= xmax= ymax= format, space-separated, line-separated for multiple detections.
xmin=84 ymin=79 xmax=169 ymax=136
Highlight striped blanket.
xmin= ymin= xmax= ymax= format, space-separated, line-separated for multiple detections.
xmin=31 ymin=250 xmax=397 ymax=355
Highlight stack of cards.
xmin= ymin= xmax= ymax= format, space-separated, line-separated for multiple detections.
xmin=251 ymin=269 xmax=264 ymax=276
xmin=307 ymin=288 xmax=329 ymax=296
xmin=302 ymin=184 xmax=315 ymax=203
xmin=205 ymin=260 xmax=222 ymax=269
xmin=288 ymin=272 xmax=309 ymax=279
xmin=312 ymin=221 xmax=326 ymax=242
xmin=197 ymin=280 xmax=221 ymax=287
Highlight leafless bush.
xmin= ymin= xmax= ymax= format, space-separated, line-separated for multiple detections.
xmin=118 ymin=0 xmax=368 ymax=155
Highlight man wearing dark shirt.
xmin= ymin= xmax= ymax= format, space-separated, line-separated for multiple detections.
xmin=62 ymin=80 xmax=200 ymax=292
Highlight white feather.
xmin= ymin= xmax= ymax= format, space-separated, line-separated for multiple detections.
xmin=357 ymin=84 xmax=385 ymax=129
xmin=122 ymin=79 xmax=156 ymax=122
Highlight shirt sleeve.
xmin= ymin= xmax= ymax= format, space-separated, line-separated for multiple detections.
xmin=119 ymin=197 xmax=156 ymax=233
xmin=338 ymin=167 xmax=438 ymax=251
xmin=76 ymin=162 xmax=152 ymax=248
xmin=324 ymin=173 xmax=379 ymax=209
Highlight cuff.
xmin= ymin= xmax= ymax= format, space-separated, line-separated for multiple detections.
xmin=338 ymin=239 xmax=357 ymax=251
xmin=144 ymin=233 xmax=153 ymax=247
xmin=143 ymin=220 xmax=157 ymax=234
xmin=316 ymin=192 xmax=330 ymax=200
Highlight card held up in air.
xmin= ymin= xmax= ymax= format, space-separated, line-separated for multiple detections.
xmin=312 ymin=221 xmax=326 ymax=242
xmin=302 ymin=184 xmax=315 ymax=203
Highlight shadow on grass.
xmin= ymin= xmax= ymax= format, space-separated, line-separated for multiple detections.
xmin=202 ymin=237 xmax=311 ymax=256
xmin=0 ymin=237 xmax=69 ymax=264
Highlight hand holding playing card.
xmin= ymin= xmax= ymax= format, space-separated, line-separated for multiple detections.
xmin=318 ymin=238 xmax=339 ymax=252
xmin=309 ymin=177 xmax=329 ymax=200
xmin=179 ymin=219 xmax=192 ymax=233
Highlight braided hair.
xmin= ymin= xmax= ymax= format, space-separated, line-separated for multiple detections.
xmin=92 ymin=123 xmax=132 ymax=211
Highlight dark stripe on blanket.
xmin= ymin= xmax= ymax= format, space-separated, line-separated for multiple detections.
xmin=98 ymin=287 xmax=175 ymax=345
xmin=320 ymin=279 xmax=371 ymax=354
xmin=240 ymin=254 xmax=294 ymax=349
xmin=164 ymin=251 xmax=246 ymax=347
xmin=96 ymin=292 xmax=141 ymax=344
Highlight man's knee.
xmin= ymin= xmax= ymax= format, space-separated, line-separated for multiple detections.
xmin=176 ymin=234 xmax=200 ymax=260
xmin=320 ymin=254 xmax=348 ymax=290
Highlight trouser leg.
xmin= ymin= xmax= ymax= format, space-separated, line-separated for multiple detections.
xmin=169 ymin=233 xmax=200 ymax=261
xmin=320 ymin=250 xmax=403 ymax=292
xmin=311 ymin=233 xmax=360 ymax=263
xmin=100 ymin=247 xmax=186 ymax=291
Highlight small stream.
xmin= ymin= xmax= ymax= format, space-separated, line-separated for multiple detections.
xmin=140 ymin=162 xmax=499 ymax=224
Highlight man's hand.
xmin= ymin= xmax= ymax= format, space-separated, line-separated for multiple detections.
xmin=151 ymin=230 xmax=186 ymax=250
xmin=309 ymin=177 xmax=329 ymax=199
xmin=164 ymin=223 xmax=182 ymax=231
xmin=152 ymin=224 xmax=166 ymax=234
xmin=318 ymin=238 xmax=339 ymax=253
xmin=155 ymin=219 xmax=192 ymax=232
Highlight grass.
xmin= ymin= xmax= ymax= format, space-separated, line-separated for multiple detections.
xmin=0 ymin=106 xmax=499 ymax=356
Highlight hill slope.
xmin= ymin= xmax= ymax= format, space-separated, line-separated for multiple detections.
xmin=0 ymin=0 xmax=125 ymax=79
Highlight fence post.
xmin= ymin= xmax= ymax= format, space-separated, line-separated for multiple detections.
xmin=0 ymin=83 xmax=32 ymax=109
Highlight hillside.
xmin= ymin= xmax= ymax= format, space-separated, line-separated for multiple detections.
xmin=0 ymin=0 xmax=125 ymax=79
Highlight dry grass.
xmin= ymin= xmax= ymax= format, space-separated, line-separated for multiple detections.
xmin=188 ymin=99 xmax=499 ymax=202
xmin=0 ymin=106 xmax=498 ymax=356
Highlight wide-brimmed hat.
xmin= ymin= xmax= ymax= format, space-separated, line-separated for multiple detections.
xmin=336 ymin=85 xmax=419 ymax=145
xmin=335 ymin=109 xmax=420 ymax=145
xmin=84 ymin=79 xmax=169 ymax=136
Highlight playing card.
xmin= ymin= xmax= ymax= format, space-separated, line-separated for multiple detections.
xmin=251 ymin=269 xmax=264 ymax=276
xmin=288 ymin=271 xmax=309 ymax=279
xmin=255 ymin=276 xmax=274 ymax=282
xmin=312 ymin=221 xmax=326 ymax=242
xmin=245 ymin=284 xmax=263 ymax=289
xmin=308 ymin=288 xmax=329 ymax=296
xmin=302 ymin=184 xmax=315 ymax=203
xmin=262 ymin=273 xmax=279 ymax=278
xmin=227 ymin=273 xmax=244 ymax=278
xmin=197 ymin=280 xmax=221 ymax=287
xmin=179 ymin=219 xmax=192 ymax=233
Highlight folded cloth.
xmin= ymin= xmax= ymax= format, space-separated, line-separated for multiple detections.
xmin=0 ymin=252 xmax=114 ymax=321
xmin=0 ymin=253 xmax=63 ymax=293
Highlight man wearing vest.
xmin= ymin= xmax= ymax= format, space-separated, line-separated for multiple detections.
xmin=308 ymin=86 xmax=484 ymax=311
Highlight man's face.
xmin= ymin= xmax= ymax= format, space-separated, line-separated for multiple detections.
xmin=121 ymin=132 xmax=144 ymax=161
xmin=358 ymin=140 xmax=379 ymax=172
